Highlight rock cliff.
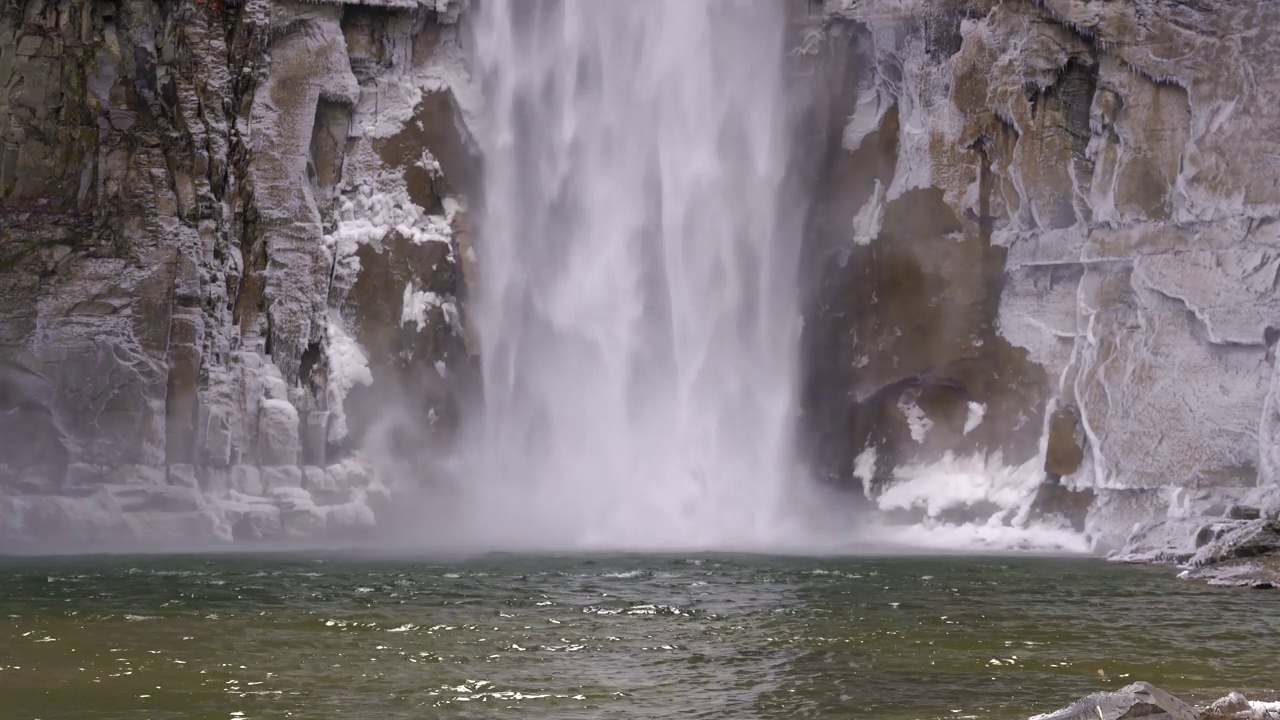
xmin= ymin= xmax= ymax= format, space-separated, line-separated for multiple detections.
xmin=1 ymin=0 xmax=1277 ymax=557
xmin=797 ymin=0 xmax=1280 ymax=557
xmin=0 ymin=0 xmax=474 ymax=548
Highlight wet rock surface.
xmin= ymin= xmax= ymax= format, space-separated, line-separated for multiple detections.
xmin=1177 ymin=517 xmax=1280 ymax=589
xmin=4 ymin=0 xmax=1280 ymax=549
xmin=0 ymin=0 xmax=473 ymax=547
xmin=798 ymin=0 xmax=1280 ymax=553
xmin=1108 ymin=485 xmax=1280 ymax=586
xmin=1029 ymin=683 xmax=1280 ymax=720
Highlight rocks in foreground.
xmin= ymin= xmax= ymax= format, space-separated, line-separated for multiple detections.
xmin=1030 ymin=682 xmax=1280 ymax=720
xmin=1176 ymin=518 xmax=1280 ymax=589
xmin=1110 ymin=485 xmax=1280 ymax=589
xmin=1177 ymin=554 xmax=1280 ymax=589
xmin=1030 ymin=681 xmax=1197 ymax=720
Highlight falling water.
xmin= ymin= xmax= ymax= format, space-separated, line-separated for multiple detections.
xmin=452 ymin=0 xmax=811 ymax=550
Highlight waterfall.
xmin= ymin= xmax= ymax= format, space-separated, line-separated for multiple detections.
xmin=453 ymin=0 xmax=809 ymax=549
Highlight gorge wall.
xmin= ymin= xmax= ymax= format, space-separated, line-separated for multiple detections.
xmin=1 ymin=0 xmax=1277 ymax=556
xmin=797 ymin=0 xmax=1280 ymax=553
xmin=0 ymin=0 xmax=475 ymax=548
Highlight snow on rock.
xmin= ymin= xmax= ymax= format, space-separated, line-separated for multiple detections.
xmin=401 ymin=285 xmax=461 ymax=335
xmin=877 ymin=451 xmax=1039 ymax=523
xmin=896 ymin=392 xmax=933 ymax=444
xmin=851 ymin=179 xmax=886 ymax=246
xmin=213 ymin=493 xmax=283 ymax=541
xmin=325 ymin=318 xmax=374 ymax=443
xmin=258 ymin=399 xmax=302 ymax=467
xmin=323 ymin=179 xmax=457 ymax=276
xmin=0 ymin=0 xmax=474 ymax=549
xmin=269 ymin=483 xmax=376 ymax=537
xmin=1263 ymin=361 xmax=1280 ymax=486
xmin=813 ymin=0 xmax=1280 ymax=556
xmin=963 ymin=402 xmax=986 ymax=436
xmin=853 ymin=446 xmax=878 ymax=499
xmin=867 ymin=452 xmax=1089 ymax=554
xmin=231 ymin=466 xmax=265 ymax=497
xmin=7 ymin=0 xmax=1279 ymax=554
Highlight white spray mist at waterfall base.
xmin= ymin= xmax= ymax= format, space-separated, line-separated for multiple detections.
xmin=423 ymin=0 xmax=827 ymax=551
xmin=400 ymin=0 xmax=1088 ymax=555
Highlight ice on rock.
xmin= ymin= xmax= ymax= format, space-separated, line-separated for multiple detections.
xmin=324 ymin=318 xmax=374 ymax=443
xmin=325 ymin=181 xmax=455 ymax=257
xmin=0 ymin=0 xmax=475 ymax=549
xmin=877 ymin=452 xmax=1038 ymax=522
xmin=229 ymin=466 xmax=264 ymax=497
xmin=8 ymin=0 xmax=1280 ymax=556
xmin=262 ymin=466 xmax=304 ymax=491
xmin=897 ymin=392 xmax=933 ymax=444
xmin=401 ymin=284 xmax=461 ymax=335
xmin=841 ymin=78 xmax=891 ymax=154
xmin=816 ymin=0 xmax=1280 ymax=559
xmin=325 ymin=458 xmax=378 ymax=490
xmin=267 ymin=482 xmax=376 ymax=536
xmin=853 ymin=446 xmax=878 ymax=499
xmin=258 ymin=400 xmax=301 ymax=467
xmin=212 ymin=493 xmax=282 ymax=541
xmin=851 ymin=179 xmax=886 ymax=246
xmin=963 ymin=403 xmax=986 ymax=436
xmin=1262 ymin=361 xmax=1280 ymax=486
xmin=871 ymin=453 xmax=1090 ymax=553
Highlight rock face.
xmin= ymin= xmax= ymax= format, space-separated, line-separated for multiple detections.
xmin=3 ymin=0 xmax=1279 ymax=551
xmin=798 ymin=0 xmax=1280 ymax=553
xmin=1171 ymin=513 xmax=1280 ymax=589
xmin=0 ymin=0 xmax=473 ymax=548
xmin=1029 ymin=681 xmax=1198 ymax=720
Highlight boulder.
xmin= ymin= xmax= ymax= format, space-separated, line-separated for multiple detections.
xmin=1029 ymin=684 xmax=1280 ymax=720
xmin=1202 ymin=692 xmax=1252 ymax=719
xmin=270 ymin=486 xmax=325 ymax=537
xmin=1179 ymin=556 xmax=1280 ymax=590
xmin=1185 ymin=519 xmax=1280 ymax=569
xmin=1029 ymin=682 xmax=1197 ymax=720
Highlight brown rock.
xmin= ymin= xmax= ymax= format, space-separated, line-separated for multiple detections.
xmin=1045 ymin=405 xmax=1085 ymax=477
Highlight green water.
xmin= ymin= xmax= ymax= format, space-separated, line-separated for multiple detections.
xmin=1 ymin=554 xmax=1276 ymax=719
